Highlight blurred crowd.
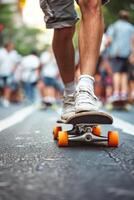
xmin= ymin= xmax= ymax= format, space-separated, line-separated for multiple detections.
xmin=0 ymin=42 xmax=64 ymax=108
xmin=0 ymin=10 xmax=134 ymax=108
xmin=93 ymin=10 xmax=134 ymax=104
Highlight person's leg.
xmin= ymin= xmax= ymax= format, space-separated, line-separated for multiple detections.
xmin=42 ymin=77 xmax=56 ymax=103
xmin=119 ymin=59 xmax=129 ymax=100
xmin=107 ymin=72 xmax=121 ymax=102
xmin=3 ymin=87 xmax=11 ymax=107
xmin=40 ymin=0 xmax=79 ymax=118
xmin=53 ymin=27 xmax=75 ymax=84
xmin=130 ymin=80 xmax=134 ymax=100
xmin=37 ymin=80 xmax=46 ymax=98
xmin=75 ymin=0 xmax=104 ymax=112
xmin=113 ymin=73 xmax=121 ymax=94
xmin=23 ymin=82 xmax=31 ymax=102
xmin=129 ymin=64 xmax=134 ymax=100
xmin=52 ymin=27 xmax=76 ymax=119
xmin=78 ymin=0 xmax=104 ymax=75
xmin=107 ymin=57 xmax=123 ymax=102
xmin=2 ymin=77 xmax=12 ymax=107
xmin=30 ymin=83 xmax=36 ymax=102
xmin=128 ymin=64 xmax=134 ymax=102
xmin=120 ymin=73 xmax=128 ymax=100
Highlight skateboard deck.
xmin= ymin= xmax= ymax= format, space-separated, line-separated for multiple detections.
xmin=38 ymin=100 xmax=58 ymax=111
xmin=53 ymin=111 xmax=119 ymax=147
xmin=57 ymin=111 xmax=113 ymax=125
xmin=106 ymin=99 xmax=131 ymax=111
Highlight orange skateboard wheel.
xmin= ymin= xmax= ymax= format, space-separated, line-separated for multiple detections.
xmin=53 ymin=126 xmax=62 ymax=140
xmin=58 ymin=131 xmax=69 ymax=147
xmin=108 ymin=131 xmax=119 ymax=147
xmin=92 ymin=125 xmax=101 ymax=136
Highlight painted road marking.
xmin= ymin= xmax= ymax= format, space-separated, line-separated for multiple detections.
xmin=0 ymin=106 xmax=134 ymax=136
xmin=112 ymin=115 xmax=134 ymax=136
xmin=0 ymin=105 xmax=36 ymax=132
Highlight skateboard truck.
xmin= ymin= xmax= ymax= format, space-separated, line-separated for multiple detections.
xmin=67 ymin=132 xmax=107 ymax=143
xmin=53 ymin=124 xmax=119 ymax=147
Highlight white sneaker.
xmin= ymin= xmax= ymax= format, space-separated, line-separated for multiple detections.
xmin=120 ymin=93 xmax=128 ymax=101
xmin=107 ymin=94 xmax=120 ymax=103
xmin=75 ymin=86 xmax=101 ymax=113
xmin=61 ymin=94 xmax=75 ymax=120
xmin=43 ymin=96 xmax=56 ymax=105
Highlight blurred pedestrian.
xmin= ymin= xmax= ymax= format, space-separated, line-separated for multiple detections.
xmin=39 ymin=48 xmax=64 ymax=105
xmin=0 ymin=42 xmax=21 ymax=107
xmin=94 ymin=32 xmax=109 ymax=101
xmin=129 ymin=35 xmax=134 ymax=102
xmin=19 ymin=50 xmax=40 ymax=103
xmin=106 ymin=10 xmax=134 ymax=102
xmin=98 ymin=31 xmax=113 ymax=102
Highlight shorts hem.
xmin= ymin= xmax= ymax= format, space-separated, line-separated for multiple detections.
xmin=102 ymin=0 xmax=110 ymax=5
xmin=46 ymin=18 xmax=79 ymax=29
xmin=76 ymin=0 xmax=110 ymax=5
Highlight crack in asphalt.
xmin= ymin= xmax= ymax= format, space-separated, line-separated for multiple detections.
xmin=104 ymin=144 xmax=134 ymax=181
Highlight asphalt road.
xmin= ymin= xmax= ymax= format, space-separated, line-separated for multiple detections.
xmin=0 ymin=104 xmax=134 ymax=200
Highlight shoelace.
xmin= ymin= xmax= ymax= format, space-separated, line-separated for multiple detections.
xmin=63 ymin=95 xmax=74 ymax=107
xmin=75 ymin=88 xmax=98 ymax=105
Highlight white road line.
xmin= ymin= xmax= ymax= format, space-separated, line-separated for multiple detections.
xmin=56 ymin=108 xmax=62 ymax=116
xmin=112 ymin=115 xmax=134 ymax=136
xmin=0 ymin=106 xmax=134 ymax=136
xmin=56 ymin=108 xmax=134 ymax=136
xmin=0 ymin=105 xmax=36 ymax=132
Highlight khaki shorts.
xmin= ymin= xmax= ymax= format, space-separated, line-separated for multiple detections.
xmin=40 ymin=0 xmax=110 ymax=29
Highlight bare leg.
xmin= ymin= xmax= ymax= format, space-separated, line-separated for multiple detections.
xmin=52 ymin=27 xmax=75 ymax=84
xmin=106 ymin=86 xmax=113 ymax=98
xmin=129 ymin=80 xmax=134 ymax=100
xmin=4 ymin=87 xmax=12 ymax=101
xmin=52 ymin=27 xmax=76 ymax=119
xmin=37 ymin=80 xmax=46 ymax=97
xmin=78 ymin=0 xmax=104 ymax=75
xmin=113 ymin=73 xmax=121 ymax=94
xmin=44 ymin=86 xmax=56 ymax=99
xmin=121 ymin=73 xmax=128 ymax=94
xmin=74 ymin=0 xmax=104 ymax=113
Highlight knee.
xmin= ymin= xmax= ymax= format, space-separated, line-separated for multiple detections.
xmin=54 ymin=27 xmax=75 ymax=42
xmin=78 ymin=0 xmax=101 ymax=14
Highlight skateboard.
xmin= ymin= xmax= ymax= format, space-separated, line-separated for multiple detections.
xmin=105 ymin=99 xmax=131 ymax=111
xmin=38 ymin=99 xmax=58 ymax=110
xmin=38 ymin=101 xmax=53 ymax=110
xmin=53 ymin=112 xmax=119 ymax=147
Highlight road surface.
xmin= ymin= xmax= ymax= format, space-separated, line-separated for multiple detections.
xmin=0 ymin=103 xmax=134 ymax=200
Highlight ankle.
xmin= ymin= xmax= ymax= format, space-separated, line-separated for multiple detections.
xmin=77 ymin=75 xmax=94 ymax=91
xmin=113 ymin=91 xmax=120 ymax=96
xmin=120 ymin=92 xmax=128 ymax=97
xmin=64 ymin=81 xmax=76 ymax=96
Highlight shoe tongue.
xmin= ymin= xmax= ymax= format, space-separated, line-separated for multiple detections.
xmin=78 ymin=86 xmax=98 ymax=100
xmin=79 ymin=85 xmax=94 ymax=94
xmin=64 ymin=91 xmax=74 ymax=96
